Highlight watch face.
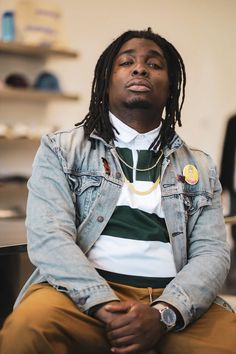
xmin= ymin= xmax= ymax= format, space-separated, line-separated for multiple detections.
xmin=162 ymin=308 xmax=177 ymax=326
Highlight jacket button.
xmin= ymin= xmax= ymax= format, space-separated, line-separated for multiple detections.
xmin=97 ymin=216 xmax=104 ymax=222
xmin=116 ymin=172 xmax=122 ymax=179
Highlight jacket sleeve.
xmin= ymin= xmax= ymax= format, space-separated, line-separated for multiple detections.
xmin=155 ymin=161 xmax=230 ymax=329
xmin=26 ymin=134 xmax=119 ymax=312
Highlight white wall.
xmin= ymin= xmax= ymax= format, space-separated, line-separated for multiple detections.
xmin=60 ymin=0 xmax=236 ymax=167
xmin=1 ymin=0 xmax=236 ymax=169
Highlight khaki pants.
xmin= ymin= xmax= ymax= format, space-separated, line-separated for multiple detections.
xmin=0 ymin=282 xmax=235 ymax=354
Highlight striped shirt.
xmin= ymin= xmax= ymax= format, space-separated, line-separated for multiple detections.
xmin=87 ymin=113 xmax=177 ymax=287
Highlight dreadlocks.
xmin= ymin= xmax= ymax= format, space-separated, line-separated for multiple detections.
xmin=76 ymin=28 xmax=186 ymax=151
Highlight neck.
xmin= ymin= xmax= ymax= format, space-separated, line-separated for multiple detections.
xmin=110 ymin=107 xmax=162 ymax=133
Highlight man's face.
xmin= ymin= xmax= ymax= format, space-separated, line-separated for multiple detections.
xmin=108 ymin=38 xmax=170 ymax=117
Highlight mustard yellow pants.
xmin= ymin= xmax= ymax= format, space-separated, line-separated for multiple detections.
xmin=0 ymin=282 xmax=236 ymax=354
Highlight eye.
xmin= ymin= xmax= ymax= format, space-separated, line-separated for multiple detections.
xmin=147 ymin=62 xmax=162 ymax=70
xmin=120 ymin=60 xmax=133 ymax=66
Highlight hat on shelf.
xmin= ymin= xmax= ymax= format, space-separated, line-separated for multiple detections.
xmin=33 ymin=71 xmax=61 ymax=92
xmin=5 ymin=73 xmax=30 ymax=88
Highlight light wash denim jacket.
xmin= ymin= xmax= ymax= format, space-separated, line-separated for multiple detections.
xmin=15 ymin=125 xmax=231 ymax=328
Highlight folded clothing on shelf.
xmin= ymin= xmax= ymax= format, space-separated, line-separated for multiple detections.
xmin=0 ymin=123 xmax=57 ymax=139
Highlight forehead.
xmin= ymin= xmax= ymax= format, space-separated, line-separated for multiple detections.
xmin=116 ymin=37 xmax=165 ymax=58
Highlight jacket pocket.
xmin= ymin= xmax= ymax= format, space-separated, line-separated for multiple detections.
xmin=76 ymin=175 xmax=102 ymax=195
xmin=68 ymin=174 xmax=102 ymax=224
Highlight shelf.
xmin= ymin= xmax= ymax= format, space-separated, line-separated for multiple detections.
xmin=224 ymin=215 xmax=236 ymax=225
xmin=0 ymin=87 xmax=79 ymax=101
xmin=0 ymin=209 xmax=25 ymax=220
xmin=0 ymin=175 xmax=29 ymax=184
xmin=0 ymin=136 xmax=40 ymax=141
xmin=0 ymin=136 xmax=41 ymax=141
xmin=0 ymin=41 xmax=78 ymax=58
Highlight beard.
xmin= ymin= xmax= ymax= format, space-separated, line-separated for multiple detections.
xmin=123 ymin=98 xmax=152 ymax=109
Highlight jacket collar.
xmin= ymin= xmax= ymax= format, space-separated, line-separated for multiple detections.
xmin=163 ymin=134 xmax=184 ymax=157
xmin=89 ymin=115 xmax=184 ymax=154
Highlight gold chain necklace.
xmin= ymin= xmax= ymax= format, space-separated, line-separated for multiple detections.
xmin=114 ymin=149 xmax=163 ymax=172
xmin=114 ymin=148 xmax=163 ymax=196
xmin=124 ymin=176 xmax=161 ymax=196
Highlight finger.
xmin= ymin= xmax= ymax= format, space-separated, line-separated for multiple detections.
xmin=111 ymin=343 xmax=140 ymax=354
xmin=105 ymin=301 xmax=133 ymax=313
xmin=107 ymin=312 xmax=134 ymax=331
xmin=107 ymin=325 xmax=134 ymax=341
xmin=108 ymin=333 xmax=137 ymax=348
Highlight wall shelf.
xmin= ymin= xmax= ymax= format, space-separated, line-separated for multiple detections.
xmin=0 ymin=41 xmax=78 ymax=58
xmin=0 ymin=40 xmax=79 ymax=245
xmin=0 ymin=87 xmax=79 ymax=101
xmin=0 ymin=208 xmax=25 ymax=220
xmin=224 ymin=215 xmax=236 ymax=225
xmin=0 ymin=175 xmax=29 ymax=184
xmin=0 ymin=136 xmax=41 ymax=141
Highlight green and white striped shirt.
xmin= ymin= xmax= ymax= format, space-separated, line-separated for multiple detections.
xmin=87 ymin=113 xmax=177 ymax=288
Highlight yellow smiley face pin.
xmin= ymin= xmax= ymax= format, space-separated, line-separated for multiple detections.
xmin=183 ymin=164 xmax=199 ymax=185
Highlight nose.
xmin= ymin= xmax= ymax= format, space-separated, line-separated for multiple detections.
xmin=131 ymin=64 xmax=148 ymax=77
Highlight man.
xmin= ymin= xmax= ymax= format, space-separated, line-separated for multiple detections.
xmin=0 ymin=29 xmax=235 ymax=354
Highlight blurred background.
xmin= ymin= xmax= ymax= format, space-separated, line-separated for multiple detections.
xmin=0 ymin=0 xmax=236 ymax=326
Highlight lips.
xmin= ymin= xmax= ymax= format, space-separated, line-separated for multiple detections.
xmin=126 ymin=79 xmax=152 ymax=92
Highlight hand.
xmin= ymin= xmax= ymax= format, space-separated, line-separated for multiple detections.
xmin=93 ymin=301 xmax=123 ymax=325
xmin=104 ymin=301 xmax=166 ymax=354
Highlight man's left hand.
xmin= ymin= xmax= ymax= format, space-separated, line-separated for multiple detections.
xmin=105 ymin=301 xmax=166 ymax=354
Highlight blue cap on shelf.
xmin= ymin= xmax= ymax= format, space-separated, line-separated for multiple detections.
xmin=33 ymin=72 xmax=61 ymax=91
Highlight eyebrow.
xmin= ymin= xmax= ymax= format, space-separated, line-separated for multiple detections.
xmin=117 ymin=49 xmax=164 ymax=59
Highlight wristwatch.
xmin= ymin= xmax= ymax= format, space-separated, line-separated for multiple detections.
xmin=154 ymin=304 xmax=177 ymax=331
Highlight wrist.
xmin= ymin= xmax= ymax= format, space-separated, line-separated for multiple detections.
xmin=152 ymin=302 xmax=180 ymax=332
xmin=87 ymin=300 xmax=120 ymax=317
xmin=86 ymin=303 xmax=107 ymax=317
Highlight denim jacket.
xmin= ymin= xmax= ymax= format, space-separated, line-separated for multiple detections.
xmin=15 ymin=125 xmax=231 ymax=328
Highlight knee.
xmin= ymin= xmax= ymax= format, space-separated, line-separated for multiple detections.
xmin=2 ymin=300 xmax=57 ymax=339
xmin=0 ymin=304 xmax=57 ymax=353
xmin=2 ymin=306 xmax=43 ymax=336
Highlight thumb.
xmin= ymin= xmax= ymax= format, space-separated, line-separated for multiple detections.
xmin=104 ymin=301 xmax=133 ymax=313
